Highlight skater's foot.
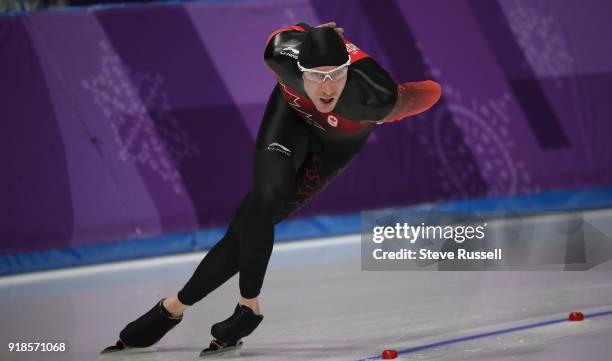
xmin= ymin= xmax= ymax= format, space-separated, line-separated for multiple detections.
xmin=162 ymin=296 xmax=189 ymax=317
xmin=101 ymin=298 xmax=183 ymax=353
xmin=209 ymin=303 xmax=264 ymax=347
xmin=239 ymin=296 xmax=261 ymax=315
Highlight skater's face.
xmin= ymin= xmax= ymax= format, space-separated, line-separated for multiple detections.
xmin=302 ymin=65 xmax=348 ymax=113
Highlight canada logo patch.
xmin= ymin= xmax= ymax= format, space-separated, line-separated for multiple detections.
xmin=327 ymin=115 xmax=338 ymax=127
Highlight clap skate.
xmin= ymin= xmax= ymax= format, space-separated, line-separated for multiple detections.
xmin=199 ymin=303 xmax=263 ymax=358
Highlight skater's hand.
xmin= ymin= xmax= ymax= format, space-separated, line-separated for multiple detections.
xmin=315 ymin=21 xmax=344 ymax=36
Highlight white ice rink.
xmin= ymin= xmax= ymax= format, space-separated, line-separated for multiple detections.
xmin=1 ymin=232 xmax=612 ymax=361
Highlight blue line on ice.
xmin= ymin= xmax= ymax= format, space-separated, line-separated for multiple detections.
xmin=357 ymin=309 xmax=612 ymax=361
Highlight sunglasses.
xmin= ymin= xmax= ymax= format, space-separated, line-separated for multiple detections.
xmin=297 ymin=57 xmax=351 ymax=83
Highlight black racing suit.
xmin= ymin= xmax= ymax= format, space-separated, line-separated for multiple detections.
xmin=178 ymin=23 xmax=440 ymax=303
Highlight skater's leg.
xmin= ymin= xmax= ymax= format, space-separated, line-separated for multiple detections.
xmin=169 ymin=153 xmax=292 ymax=314
xmin=237 ymin=150 xmax=296 ymax=300
xmin=206 ymin=87 xmax=310 ymax=346
xmin=177 ymin=85 xmax=309 ymax=309
xmin=103 ymin=190 xmax=255 ymax=353
xmin=236 ymin=84 xmax=310 ymax=302
xmin=232 ymin=151 xmax=295 ymax=315
xmin=205 ymin=139 xmax=372 ymax=348
xmin=175 ymin=192 xmax=253 ymax=306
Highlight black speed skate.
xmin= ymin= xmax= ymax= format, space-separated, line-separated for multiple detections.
xmin=101 ymin=299 xmax=182 ymax=354
xmin=199 ymin=303 xmax=263 ymax=358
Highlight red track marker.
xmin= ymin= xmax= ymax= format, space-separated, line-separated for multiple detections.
xmin=568 ymin=311 xmax=584 ymax=321
xmin=381 ymin=349 xmax=398 ymax=359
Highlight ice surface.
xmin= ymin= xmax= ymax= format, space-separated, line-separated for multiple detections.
xmin=1 ymin=234 xmax=611 ymax=361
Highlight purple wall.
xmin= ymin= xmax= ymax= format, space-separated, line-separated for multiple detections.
xmin=2 ymin=0 xmax=612 ymax=255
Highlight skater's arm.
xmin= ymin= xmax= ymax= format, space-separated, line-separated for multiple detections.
xmin=379 ymin=80 xmax=442 ymax=123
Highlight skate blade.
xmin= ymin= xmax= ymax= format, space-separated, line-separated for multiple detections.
xmin=199 ymin=340 xmax=243 ymax=358
xmin=100 ymin=340 xmax=151 ymax=355
xmin=101 ymin=340 xmax=129 ymax=354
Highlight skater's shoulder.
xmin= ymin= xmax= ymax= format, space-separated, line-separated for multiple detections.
xmin=335 ymin=58 xmax=397 ymax=121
